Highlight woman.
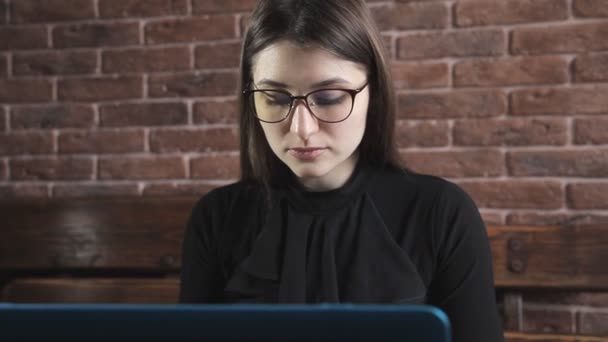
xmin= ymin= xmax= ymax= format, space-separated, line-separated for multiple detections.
xmin=180 ymin=0 xmax=505 ymax=340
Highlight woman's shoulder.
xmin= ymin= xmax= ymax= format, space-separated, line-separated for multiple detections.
xmin=375 ymin=166 xmax=485 ymax=243
xmin=369 ymin=165 xmax=482 ymax=231
xmin=373 ymin=165 xmax=468 ymax=202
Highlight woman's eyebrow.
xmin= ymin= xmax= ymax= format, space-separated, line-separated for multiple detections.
xmin=256 ymin=77 xmax=352 ymax=89
xmin=312 ymin=77 xmax=351 ymax=88
xmin=256 ymin=79 xmax=288 ymax=88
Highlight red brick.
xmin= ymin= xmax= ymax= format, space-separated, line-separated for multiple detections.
xmin=453 ymin=118 xmax=568 ymax=146
xmin=99 ymin=0 xmax=188 ymax=18
xmin=195 ymin=42 xmax=241 ymax=69
xmin=508 ymin=150 xmax=608 ymax=177
xmin=100 ymin=102 xmax=188 ymax=127
xmin=11 ymin=0 xmax=95 ymax=24
xmin=53 ymin=184 xmax=140 ymax=198
xmin=58 ymin=130 xmax=145 ymax=154
xmin=391 ymin=62 xmax=449 ymax=89
xmin=575 ymin=118 xmax=608 ymax=145
xmin=11 ymin=157 xmax=94 ymax=180
xmin=0 ymin=1 xmax=5 ymax=25
xmin=401 ymin=150 xmax=503 ymax=178
xmin=150 ymin=127 xmax=239 ymax=152
xmin=192 ymin=0 xmax=257 ymax=14
xmin=58 ymin=76 xmax=142 ymax=101
xmin=145 ymin=16 xmax=236 ymax=44
xmin=512 ymin=22 xmax=608 ymax=55
xmin=0 ymin=26 xmax=47 ymax=50
xmin=98 ymin=156 xmax=186 ymax=180
xmin=13 ymin=51 xmax=97 ymax=76
xmin=103 ymin=47 xmax=190 ymax=73
xmin=0 ymin=54 xmax=7 ymax=77
xmin=148 ymin=72 xmax=237 ymax=98
xmin=458 ymin=180 xmax=563 ymax=209
xmin=11 ymin=104 xmax=95 ymax=130
xmin=397 ymin=30 xmax=504 ymax=60
xmin=0 ymin=132 xmax=54 ymax=155
xmin=502 ymin=293 xmax=522 ymax=331
xmin=0 ymin=185 xmax=49 ymax=199
xmin=455 ymin=0 xmax=568 ymax=27
xmin=193 ymin=100 xmax=238 ymax=124
xmin=574 ymin=0 xmax=608 ymax=17
xmin=0 ymin=79 xmax=53 ymax=103
xmin=523 ymin=307 xmax=574 ymax=334
xmin=142 ymin=183 xmax=216 ymax=196
xmin=567 ymin=183 xmax=608 ymax=209
xmin=191 ymin=154 xmax=240 ymax=179
xmin=573 ymin=53 xmax=608 ymax=82
xmin=511 ymin=85 xmax=608 ymax=115
xmin=480 ymin=212 xmax=503 ymax=226
xmin=0 ymin=159 xmax=6 ymax=180
xmin=507 ymin=212 xmax=608 ymax=226
xmin=53 ymin=23 xmax=140 ymax=48
xmin=454 ymin=56 xmax=569 ymax=87
xmin=397 ymin=90 xmax=507 ymax=119
xmin=578 ymin=311 xmax=608 ymax=335
xmin=382 ymin=34 xmax=393 ymax=59
xmin=395 ymin=120 xmax=449 ymax=147
xmin=371 ymin=2 xmax=448 ymax=31
xmin=0 ymin=107 xmax=5 ymax=131
xmin=239 ymin=14 xmax=251 ymax=37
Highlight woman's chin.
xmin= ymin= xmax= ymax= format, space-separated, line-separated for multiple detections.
xmin=288 ymin=163 xmax=329 ymax=180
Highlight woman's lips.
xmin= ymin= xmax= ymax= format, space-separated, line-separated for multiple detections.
xmin=288 ymin=147 xmax=326 ymax=161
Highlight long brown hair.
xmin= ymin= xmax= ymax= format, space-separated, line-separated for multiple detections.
xmin=239 ymin=0 xmax=401 ymax=186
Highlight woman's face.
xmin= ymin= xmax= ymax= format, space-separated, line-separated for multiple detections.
xmin=251 ymin=40 xmax=369 ymax=191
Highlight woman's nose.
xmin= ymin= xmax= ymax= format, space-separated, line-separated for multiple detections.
xmin=289 ymin=99 xmax=319 ymax=141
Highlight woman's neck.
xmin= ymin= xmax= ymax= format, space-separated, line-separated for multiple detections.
xmin=296 ymin=152 xmax=359 ymax=192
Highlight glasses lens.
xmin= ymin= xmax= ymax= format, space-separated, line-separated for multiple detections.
xmin=307 ymin=89 xmax=353 ymax=122
xmin=252 ymin=90 xmax=292 ymax=122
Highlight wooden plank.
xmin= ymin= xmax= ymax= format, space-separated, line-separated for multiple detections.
xmin=488 ymin=224 xmax=608 ymax=289
xmin=504 ymin=331 xmax=608 ymax=342
xmin=0 ymin=197 xmax=196 ymax=270
xmin=2 ymin=197 xmax=607 ymax=288
xmin=1 ymin=278 xmax=179 ymax=303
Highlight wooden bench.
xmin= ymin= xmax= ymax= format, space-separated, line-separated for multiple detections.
xmin=0 ymin=197 xmax=188 ymax=303
xmin=1 ymin=197 xmax=606 ymax=341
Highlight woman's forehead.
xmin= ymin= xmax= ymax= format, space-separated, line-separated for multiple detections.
xmin=251 ymin=40 xmax=367 ymax=89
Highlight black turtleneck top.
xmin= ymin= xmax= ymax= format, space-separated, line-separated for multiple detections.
xmin=179 ymin=163 xmax=505 ymax=342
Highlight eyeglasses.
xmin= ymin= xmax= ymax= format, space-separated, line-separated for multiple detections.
xmin=243 ymin=81 xmax=369 ymax=123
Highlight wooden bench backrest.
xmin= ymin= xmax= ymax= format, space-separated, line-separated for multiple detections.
xmin=1 ymin=197 xmax=606 ymax=303
xmin=0 ymin=197 xmax=192 ymax=271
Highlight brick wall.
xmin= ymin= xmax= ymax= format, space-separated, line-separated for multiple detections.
xmin=0 ymin=0 xmax=607 ymax=339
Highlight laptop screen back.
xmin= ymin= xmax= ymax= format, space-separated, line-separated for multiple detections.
xmin=0 ymin=303 xmax=451 ymax=342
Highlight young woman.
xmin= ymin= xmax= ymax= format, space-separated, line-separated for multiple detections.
xmin=180 ymin=1 xmax=505 ymax=340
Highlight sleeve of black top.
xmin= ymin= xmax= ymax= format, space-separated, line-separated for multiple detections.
xmin=179 ymin=194 xmax=224 ymax=303
xmin=426 ymin=182 xmax=505 ymax=342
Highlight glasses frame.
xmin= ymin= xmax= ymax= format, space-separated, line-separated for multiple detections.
xmin=243 ymin=81 xmax=369 ymax=123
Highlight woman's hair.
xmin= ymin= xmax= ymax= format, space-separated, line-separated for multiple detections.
xmin=239 ymin=0 xmax=401 ymax=186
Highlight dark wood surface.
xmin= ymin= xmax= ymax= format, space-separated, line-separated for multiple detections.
xmin=2 ymin=277 xmax=179 ymax=303
xmin=504 ymin=332 xmax=606 ymax=342
xmin=1 ymin=198 xmax=606 ymax=342
xmin=0 ymin=197 xmax=196 ymax=271
xmin=489 ymin=224 xmax=608 ymax=288
xmin=1 ymin=197 xmax=607 ymax=305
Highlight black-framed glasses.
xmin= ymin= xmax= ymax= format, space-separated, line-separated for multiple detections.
xmin=243 ymin=81 xmax=369 ymax=123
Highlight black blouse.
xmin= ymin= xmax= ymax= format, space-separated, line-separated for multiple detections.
xmin=180 ymin=163 xmax=505 ymax=342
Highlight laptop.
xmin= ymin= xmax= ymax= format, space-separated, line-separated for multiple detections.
xmin=0 ymin=303 xmax=451 ymax=341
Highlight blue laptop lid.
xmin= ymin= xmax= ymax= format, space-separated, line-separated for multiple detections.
xmin=0 ymin=303 xmax=451 ymax=342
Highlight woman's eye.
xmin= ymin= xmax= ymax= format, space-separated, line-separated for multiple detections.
xmin=310 ymin=91 xmax=347 ymax=106
xmin=264 ymin=92 xmax=291 ymax=106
